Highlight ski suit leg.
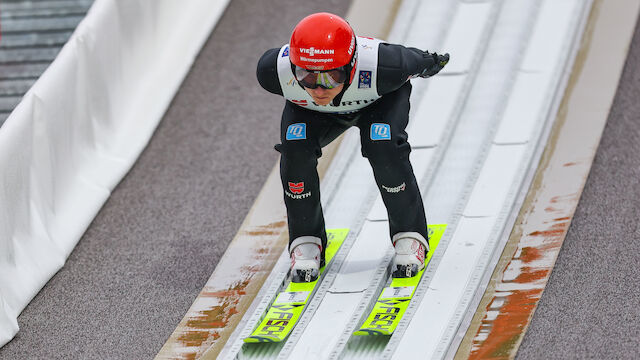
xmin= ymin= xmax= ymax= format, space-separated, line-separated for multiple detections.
xmin=275 ymin=101 xmax=351 ymax=255
xmin=357 ymin=82 xmax=429 ymax=242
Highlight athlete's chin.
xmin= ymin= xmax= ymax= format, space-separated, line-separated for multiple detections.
xmin=313 ymin=98 xmax=332 ymax=105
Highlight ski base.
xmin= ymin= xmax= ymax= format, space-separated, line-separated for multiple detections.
xmin=354 ymin=224 xmax=447 ymax=336
xmin=243 ymin=228 xmax=349 ymax=343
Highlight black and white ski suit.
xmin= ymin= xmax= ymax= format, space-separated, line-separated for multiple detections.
xmin=257 ymin=36 xmax=445 ymax=256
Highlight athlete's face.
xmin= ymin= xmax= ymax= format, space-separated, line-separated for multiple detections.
xmin=304 ymin=84 xmax=344 ymax=106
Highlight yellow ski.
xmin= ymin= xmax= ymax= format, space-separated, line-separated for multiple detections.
xmin=244 ymin=228 xmax=349 ymax=343
xmin=354 ymin=224 xmax=447 ymax=336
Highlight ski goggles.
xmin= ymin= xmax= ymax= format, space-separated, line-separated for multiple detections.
xmin=294 ymin=66 xmax=347 ymax=89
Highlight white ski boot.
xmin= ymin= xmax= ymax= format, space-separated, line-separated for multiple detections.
xmin=290 ymin=236 xmax=323 ymax=283
xmin=391 ymin=232 xmax=429 ymax=278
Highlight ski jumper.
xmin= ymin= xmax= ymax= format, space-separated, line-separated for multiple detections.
xmin=257 ymin=37 xmax=440 ymax=254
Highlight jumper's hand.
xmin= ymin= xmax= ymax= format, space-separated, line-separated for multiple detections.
xmin=419 ymin=52 xmax=450 ymax=78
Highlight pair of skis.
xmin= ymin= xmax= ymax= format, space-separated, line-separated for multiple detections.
xmin=243 ymin=224 xmax=447 ymax=343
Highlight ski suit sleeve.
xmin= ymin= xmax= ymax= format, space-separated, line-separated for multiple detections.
xmin=256 ymin=48 xmax=283 ymax=96
xmin=377 ymin=43 xmax=446 ymax=95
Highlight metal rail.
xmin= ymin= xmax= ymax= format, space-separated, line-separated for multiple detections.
xmin=0 ymin=0 xmax=94 ymax=125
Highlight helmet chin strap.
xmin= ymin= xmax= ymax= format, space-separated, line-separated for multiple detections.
xmin=332 ymin=40 xmax=357 ymax=106
xmin=332 ymin=80 xmax=350 ymax=106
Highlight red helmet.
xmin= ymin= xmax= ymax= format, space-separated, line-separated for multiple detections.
xmin=289 ymin=13 xmax=357 ymax=84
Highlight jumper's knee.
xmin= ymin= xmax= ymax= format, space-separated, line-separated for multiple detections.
xmin=275 ymin=141 xmax=322 ymax=167
xmin=361 ymin=137 xmax=411 ymax=164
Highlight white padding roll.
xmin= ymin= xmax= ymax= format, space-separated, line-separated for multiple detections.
xmin=0 ymin=0 xmax=230 ymax=347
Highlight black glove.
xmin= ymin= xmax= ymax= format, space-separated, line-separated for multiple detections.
xmin=419 ymin=52 xmax=450 ymax=78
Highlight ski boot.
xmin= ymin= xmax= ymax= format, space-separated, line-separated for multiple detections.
xmin=391 ymin=232 xmax=429 ymax=278
xmin=290 ymin=236 xmax=324 ymax=283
